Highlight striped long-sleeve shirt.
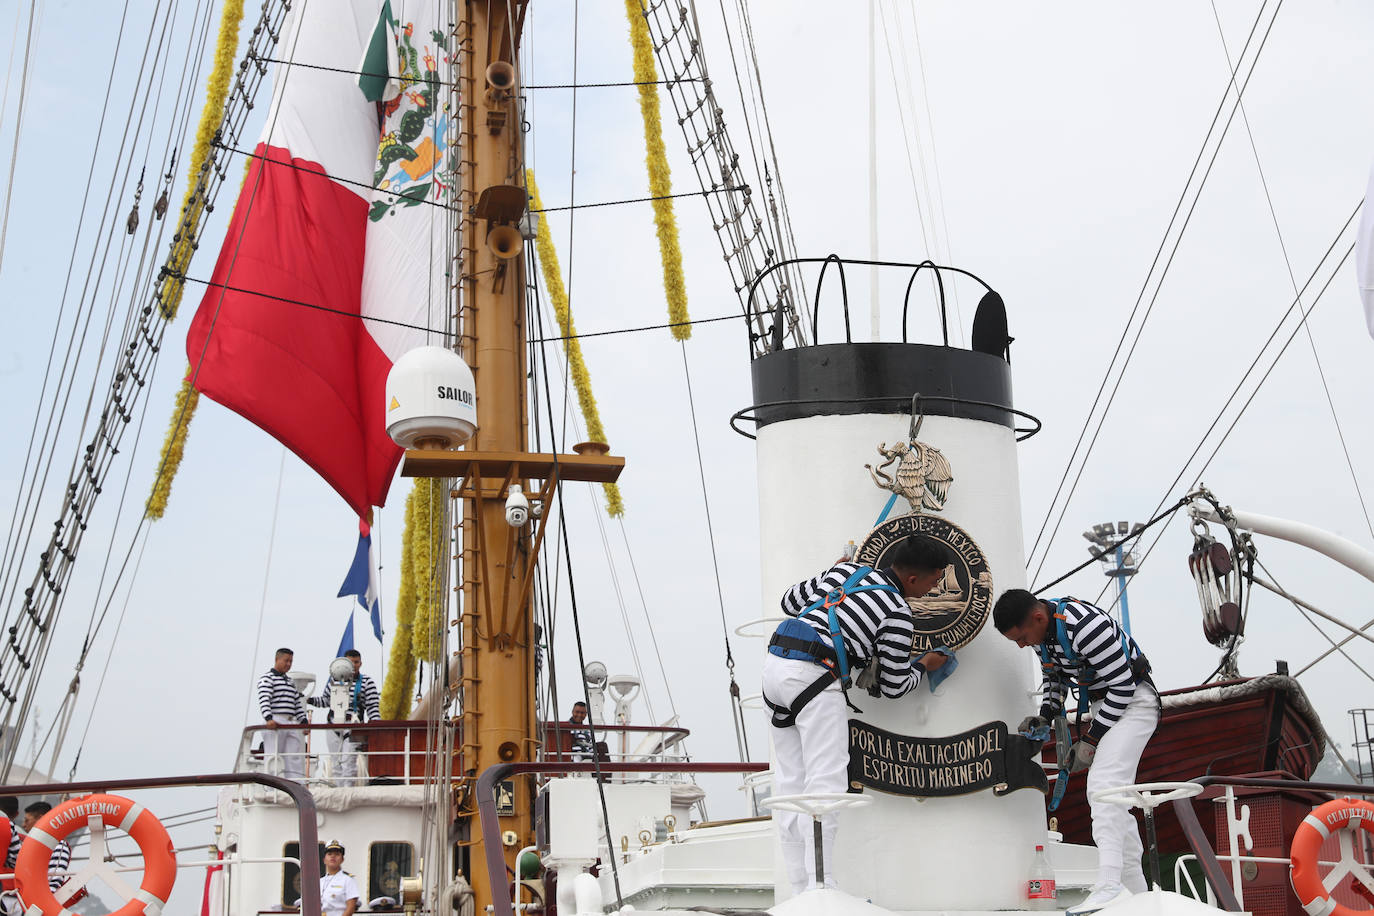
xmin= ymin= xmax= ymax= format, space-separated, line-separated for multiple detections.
xmin=5 ymin=816 xmax=18 ymax=868
xmin=307 ymin=675 xmax=380 ymax=722
xmin=47 ymin=839 xmax=70 ymax=891
xmin=780 ymin=563 xmax=921 ymax=699
xmin=257 ymin=668 xmax=307 ymax=723
xmin=1038 ymin=597 xmax=1148 ymax=741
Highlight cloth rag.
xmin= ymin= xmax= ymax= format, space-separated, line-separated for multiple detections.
xmin=926 ymin=646 xmax=958 ymax=691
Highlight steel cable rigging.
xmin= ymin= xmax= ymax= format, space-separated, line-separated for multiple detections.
xmin=0 ymin=0 xmax=291 ymax=779
xmin=1024 ymin=0 xmax=1285 ymax=584
xmin=1038 ymin=207 xmax=1359 ymax=632
xmin=1207 ymin=0 xmax=1373 ymax=543
xmin=635 ymin=0 xmax=808 ymax=353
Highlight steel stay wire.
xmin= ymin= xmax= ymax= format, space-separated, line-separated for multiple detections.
xmin=526 ymin=199 xmax=693 ymax=757
xmin=1252 ymin=557 xmax=1374 ymax=689
xmin=4 ymin=0 xmax=293 ymax=776
xmin=170 ymin=269 xmax=747 ymax=340
xmin=257 ymin=56 xmax=700 ymax=89
xmin=0 ymin=0 xmax=167 ymax=630
xmin=0 ymin=0 xmax=203 ymax=759
xmin=1207 ymin=0 xmax=1373 ymax=543
xmin=1067 ymin=222 xmax=1357 ymax=645
xmin=679 ymin=341 xmax=751 ymax=763
xmin=1024 ymin=0 xmax=1282 ymax=581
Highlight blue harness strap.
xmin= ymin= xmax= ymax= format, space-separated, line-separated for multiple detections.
xmin=1037 ymin=597 xmax=1135 ymax=812
xmin=803 ymin=566 xmax=899 ymax=687
xmin=765 ymin=566 xmax=900 ymax=728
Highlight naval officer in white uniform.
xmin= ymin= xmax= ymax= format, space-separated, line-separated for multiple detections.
xmin=320 ymin=840 xmax=361 ymax=916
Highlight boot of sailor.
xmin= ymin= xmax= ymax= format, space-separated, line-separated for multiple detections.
xmin=1067 ymin=882 xmax=1132 ymax=915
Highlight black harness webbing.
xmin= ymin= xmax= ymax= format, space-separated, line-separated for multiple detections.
xmin=762 ymin=631 xmax=863 ymax=728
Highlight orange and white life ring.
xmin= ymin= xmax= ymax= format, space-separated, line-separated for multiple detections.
xmin=1290 ymin=797 xmax=1374 ymax=916
xmin=15 ymin=793 xmax=176 ymax=916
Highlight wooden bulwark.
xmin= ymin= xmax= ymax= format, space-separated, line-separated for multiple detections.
xmin=400 ymin=448 xmax=625 ymax=483
xmin=1044 ymin=677 xmax=1325 ymax=855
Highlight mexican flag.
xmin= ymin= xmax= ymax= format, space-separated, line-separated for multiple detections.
xmin=186 ymin=0 xmax=454 ymax=514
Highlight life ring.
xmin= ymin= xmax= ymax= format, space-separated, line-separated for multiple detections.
xmin=15 ymin=793 xmax=176 ymax=916
xmin=1290 ymin=797 xmax=1374 ymax=916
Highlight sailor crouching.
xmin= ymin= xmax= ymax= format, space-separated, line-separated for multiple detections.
xmin=763 ymin=534 xmax=951 ymax=895
xmin=994 ymin=589 xmax=1159 ymax=914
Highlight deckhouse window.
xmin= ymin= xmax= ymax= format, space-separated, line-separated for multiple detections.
xmin=368 ymin=842 xmax=414 ymax=904
xmin=282 ymin=842 xmax=325 ymax=906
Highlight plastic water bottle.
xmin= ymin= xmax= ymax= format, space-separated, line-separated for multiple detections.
xmin=1027 ymin=844 xmax=1056 ymax=910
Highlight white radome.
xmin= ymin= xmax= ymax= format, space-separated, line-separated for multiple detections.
xmin=385 ymin=346 xmax=477 ymax=449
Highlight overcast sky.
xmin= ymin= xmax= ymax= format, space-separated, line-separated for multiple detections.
xmin=3 ymin=1 xmax=1374 ymax=911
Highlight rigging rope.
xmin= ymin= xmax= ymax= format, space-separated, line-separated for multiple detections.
xmin=0 ymin=0 xmax=270 ymax=780
xmin=0 ymin=0 xmax=40 ymax=285
xmin=1025 ymin=0 xmax=1283 ymax=582
xmin=1083 ymin=214 xmax=1358 ymax=625
xmin=1253 ymin=558 xmax=1374 ymax=688
xmin=678 ymin=342 xmax=751 ymax=762
xmin=1207 ymin=0 xmax=1373 ymax=543
xmin=637 ymin=0 xmax=804 ymax=351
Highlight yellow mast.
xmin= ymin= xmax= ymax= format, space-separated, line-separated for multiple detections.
xmin=399 ymin=3 xmax=623 ymax=910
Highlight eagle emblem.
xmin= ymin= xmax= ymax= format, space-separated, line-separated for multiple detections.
xmin=865 ymin=440 xmax=953 ymax=514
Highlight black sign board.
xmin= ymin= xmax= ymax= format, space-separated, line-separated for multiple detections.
xmin=496 ymin=779 xmax=516 ymax=816
xmin=847 ymin=719 xmax=1048 ymax=798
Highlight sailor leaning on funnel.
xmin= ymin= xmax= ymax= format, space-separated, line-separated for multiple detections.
xmin=763 ymin=534 xmax=953 ymax=894
xmin=994 ymin=590 xmax=1159 ymax=915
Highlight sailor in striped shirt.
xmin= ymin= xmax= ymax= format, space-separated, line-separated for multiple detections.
xmin=763 ymin=535 xmax=952 ymax=895
xmin=257 ymin=647 xmax=309 ymax=780
xmin=307 ymin=649 xmax=381 ymax=785
xmin=2 ymin=795 xmax=19 ymax=872
xmin=21 ymin=803 xmax=71 ymax=893
xmin=994 ymin=590 xmax=1159 ymax=914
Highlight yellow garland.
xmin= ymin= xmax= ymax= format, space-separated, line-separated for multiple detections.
xmin=526 ymin=171 xmax=625 ymax=517
xmin=157 ymin=0 xmax=245 ymax=322
xmin=380 ymin=484 xmax=421 ymax=718
xmin=623 ymin=0 xmax=690 ymax=339
xmin=410 ymin=478 xmax=445 ymax=665
xmin=143 ymin=0 xmax=245 ymax=519
xmin=145 ymin=373 xmax=199 ymax=519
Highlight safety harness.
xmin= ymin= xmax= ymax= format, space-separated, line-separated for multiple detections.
xmin=764 ymin=566 xmax=900 ymax=728
xmin=1036 ymin=597 xmax=1146 ymax=811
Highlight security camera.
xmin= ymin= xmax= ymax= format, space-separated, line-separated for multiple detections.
xmin=505 ymin=484 xmax=529 ymax=527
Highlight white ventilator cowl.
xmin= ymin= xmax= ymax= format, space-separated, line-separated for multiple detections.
xmin=385 ymin=346 xmax=477 ymax=449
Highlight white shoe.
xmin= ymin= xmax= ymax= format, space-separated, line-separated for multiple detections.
xmin=1067 ymin=883 xmax=1132 ymax=915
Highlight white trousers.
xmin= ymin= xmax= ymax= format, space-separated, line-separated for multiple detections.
xmin=327 ymin=730 xmax=360 ymax=784
xmin=762 ymin=654 xmax=848 ymax=893
xmin=1085 ymin=683 xmax=1159 ymax=892
xmin=262 ymin=715 xmax=306 ymax=780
